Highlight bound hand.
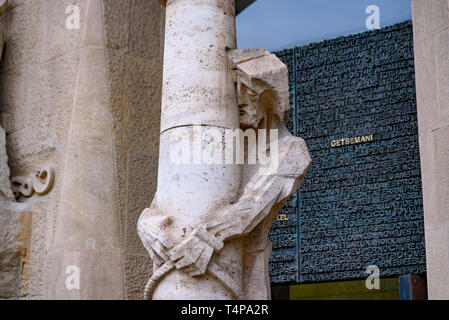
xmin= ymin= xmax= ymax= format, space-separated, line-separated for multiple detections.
xmin=169 ymin=226 xmax=224 ymax=277
xmin=138 ymin=208 xmax=174 ymax=261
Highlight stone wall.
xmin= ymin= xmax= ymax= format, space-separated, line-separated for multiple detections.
xmin=0 ymin=123 xmax=30 ymax=299
xmin=104 ymin=0 xmax=164 ymax=299
xmin=0 ymin=0 xmax=164 ymax=299
xmin=411 ymin=0 xmax=449 ymax=300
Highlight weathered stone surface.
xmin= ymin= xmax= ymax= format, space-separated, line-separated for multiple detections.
xmin=424 ymin=226 xmax=449 ymax=299
xmin=0 ymin=0 xmax=164 ymax=299
xmin=46 ymin=249 xmax=125 ymax=300
xmin=0 ymin=127 xmax=13 ymax=200
xmin=106 ymin=0 xmax=164 ymax=300
xmin=0 ymin=123 xmax=31 ymax=299
xmin=124 ymin=253 xmax=152 ymax=300
xmin=412 ymin=0 xmax=449 ymax=300
xmin=0 ymin=6 xmax=29 ymax=299
xmin=0 ymin=209 xmax=20 ymax=298
xmin=125 ymin=149 xmax=158 ymax=254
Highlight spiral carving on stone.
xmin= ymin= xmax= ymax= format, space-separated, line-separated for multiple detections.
xmin=11 ymin=166 xmax=55 ymax=199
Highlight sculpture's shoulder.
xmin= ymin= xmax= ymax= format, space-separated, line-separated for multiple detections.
xmin=137 ymin=196 xmax=173 ymax=228
xmin=276 ymin=133 xmax=312 ymax=178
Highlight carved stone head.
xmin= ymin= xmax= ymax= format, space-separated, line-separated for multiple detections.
xmin=228 ymin=48 xmax=290 ymax=129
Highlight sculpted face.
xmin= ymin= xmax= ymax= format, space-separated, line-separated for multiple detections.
xmin=237 ymin=85 xmax=264 ymax=129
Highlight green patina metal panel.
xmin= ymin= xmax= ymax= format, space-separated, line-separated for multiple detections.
xmin=269 ymin=21 xmax=426 ymax=286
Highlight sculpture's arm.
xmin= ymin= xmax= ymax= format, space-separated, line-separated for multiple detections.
xmin=169 ymin=133 xmax=310 ymax=277
xmin=207 ymin=166 xmax=301 ymax=243
xmin=206 ymin=126 xmax=310 ymax=242
xmin=137 ymin=195 xmax=174 ymax=262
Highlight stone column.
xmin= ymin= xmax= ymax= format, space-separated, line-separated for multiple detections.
xmin=139 ymin=0 xmax=310 ymax=300
xmin=411 ymin=0 xmax=449 ymax=300
xmin=152 ymin=0 xmax=241 ymax=300
xmin=49 ymin=0 xmax=124 ymax=299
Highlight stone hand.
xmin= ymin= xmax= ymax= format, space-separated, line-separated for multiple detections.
xmin=168 ymin=226 xmax=224 ymax=277
xmin=137 ymin=209 xmax=174 ymax=261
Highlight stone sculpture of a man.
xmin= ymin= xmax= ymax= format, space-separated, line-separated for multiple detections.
xmin=138 ymin=48 xmax=311 ymax=299
xmin=137 ymin=0 xmax=310 ymax=300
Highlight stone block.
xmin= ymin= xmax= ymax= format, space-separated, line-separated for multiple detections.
xmin=424 ymin=226 xmax=449 ymax=299
xmin=435 ymin=27 xmax=449 ymax=120
xmin=46 ymin=249 xmax=124 ymax=300
xmin=431 ymin=127 xmax=449 ymax=227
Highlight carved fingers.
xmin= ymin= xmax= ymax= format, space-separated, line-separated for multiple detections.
xmin=169 ymin=235 xmax=214 ymax=277
xmin=152 ymin=240 xmax=171 ymax=261
xmin=168 ymin=226 xmax=224 ymax=277
xmin=137 ymin=208 xmax=174 ymax=261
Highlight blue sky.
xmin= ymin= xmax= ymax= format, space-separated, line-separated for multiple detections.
xmin=236 ymin=0 xmax=412 ymax=51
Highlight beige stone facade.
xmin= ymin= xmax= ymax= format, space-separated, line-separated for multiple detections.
xmin=0 ymin=0 xmax=164 ymax=299
xmin=411 ymin=0 xmax=449 ymax=300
